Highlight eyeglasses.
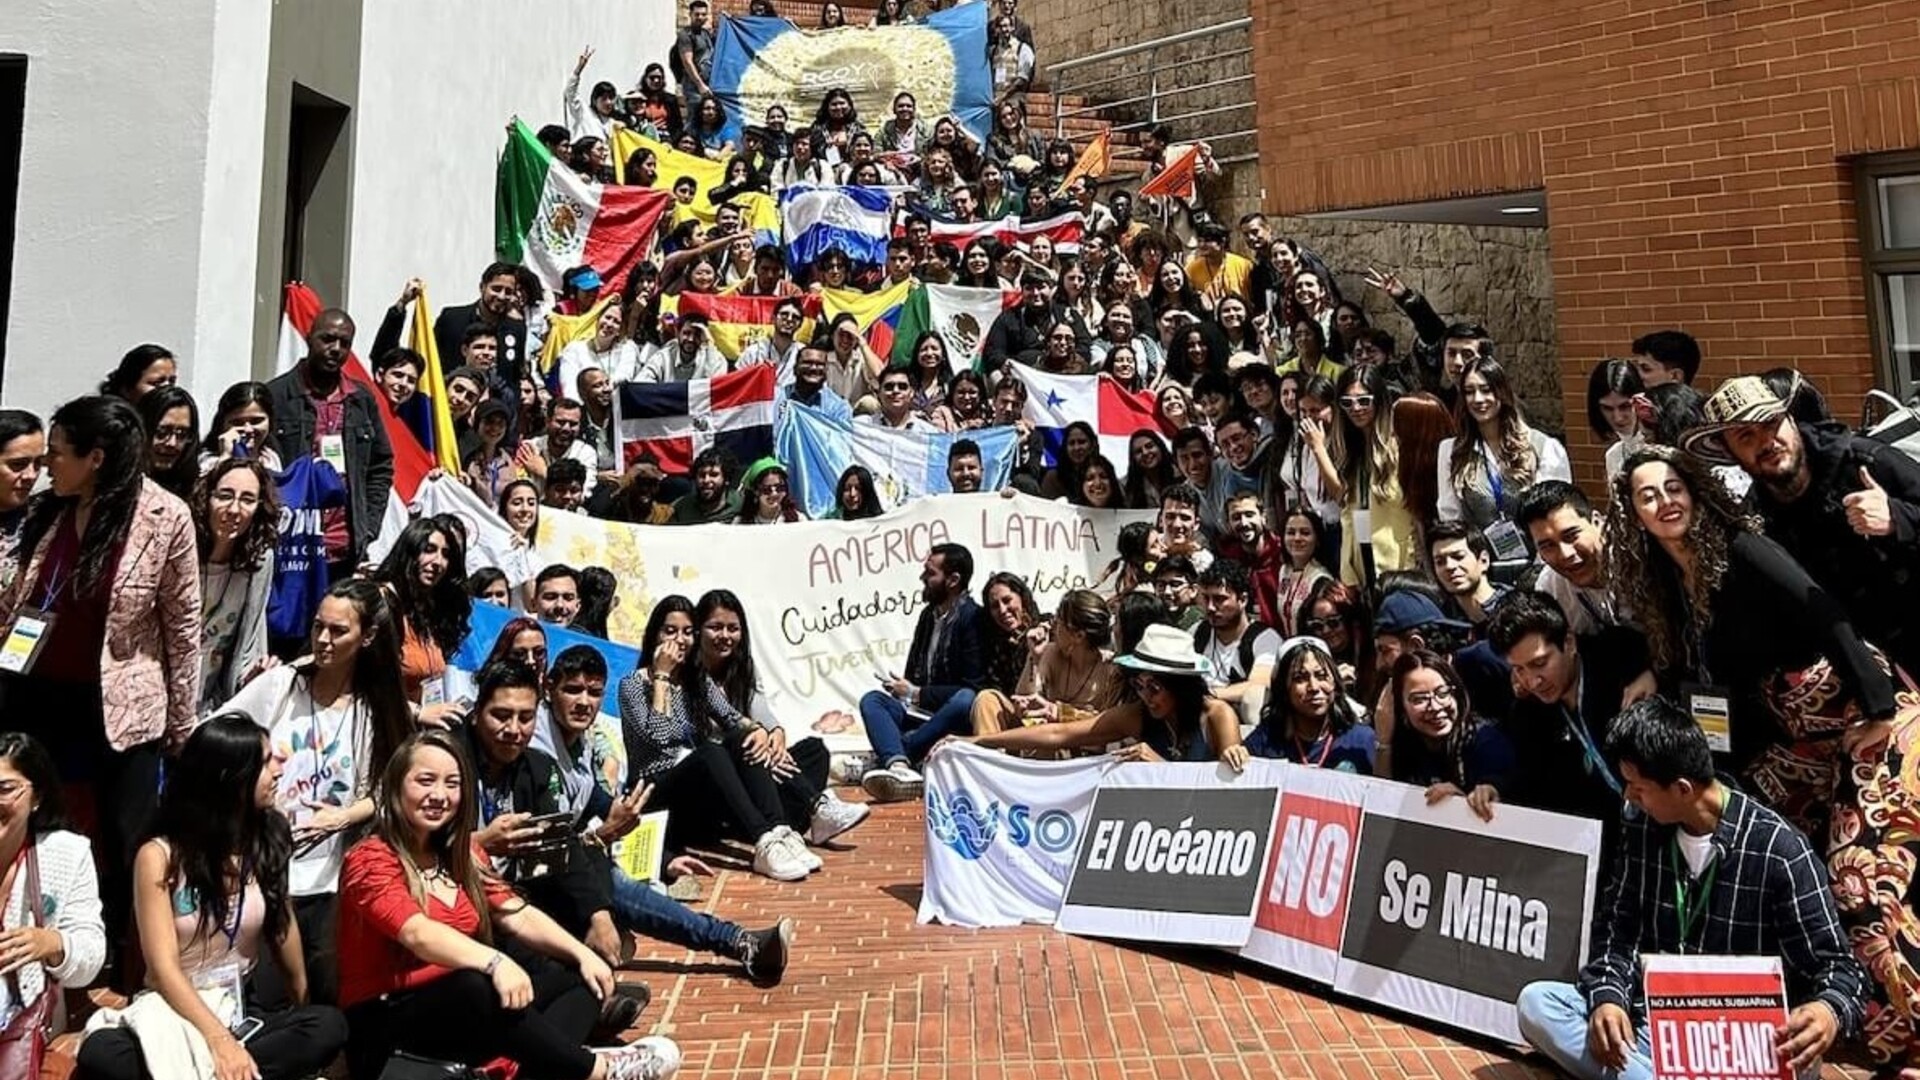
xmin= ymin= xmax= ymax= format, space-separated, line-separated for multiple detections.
xmin=1403 ymin=689 xmax=1456 ymax=709
xmin=758 ymin=483 xmax=788 ymax=495
xmin=881 ymin=383 xmax=912 ymax=393
xmin=0 ymin=779 xmax=30 ymax=803
xmin=154 ymin=426 xmax=194 ymax=445
xmin=1302 ymin=616 xmax=1343 ymax=633
xmin=1130 ymin=674 xmax=1167 ymax=696
xmin=210 ymin=490 xmax=261 ymax=509
xmin=1338 ymin=395 xmax=1373 ymax=410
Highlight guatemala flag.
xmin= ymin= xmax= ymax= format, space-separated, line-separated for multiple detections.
xmin=776 ymin=401 xmax=1021 ymax=518
xmin=780 ymin=185 xmax=894 ymax=270
xmin=1006 ymin=361 xmax=1173 ymax=468
xmin=614 ymin=365 xmax=777 ymax=474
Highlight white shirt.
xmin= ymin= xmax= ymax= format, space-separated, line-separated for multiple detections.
xmin=738 ymin=336 xmax=803 ymax=386
xmin=557 ymin=338 xmax=642 ymax=399
xmin=1433 ymin=430 xmax=1574 ymax=524
xmin=637 ymin=343 xmax=728 ymax=383
xmin=564 ymin=73 xmax=618 ymax=144
xmin=528 ymin=434 xmax=604 ymax=495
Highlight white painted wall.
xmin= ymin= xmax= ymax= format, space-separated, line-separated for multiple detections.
xmin=1 ymin=0 xmax=249 ymax=415
xmin=347 ymin=2 xmax=674 ymax=330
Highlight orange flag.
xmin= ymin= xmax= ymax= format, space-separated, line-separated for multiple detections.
xmin=1137 ymin=144 xmax=1200 ymax=200
xmin=1055 ymin=128 xmax=1112 ymax=196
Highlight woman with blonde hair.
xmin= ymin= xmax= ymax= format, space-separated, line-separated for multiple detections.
xmin=1327 ymin=364 xmax=1416 ymax=590
xmin=973 ymin=589 xmax=1121 ymax=737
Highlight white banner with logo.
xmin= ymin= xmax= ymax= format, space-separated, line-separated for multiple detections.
xmin=536 ymin=493 xmax=1152 ymax=749
xmin=918 ymin=741 xmax=1111 ymax=928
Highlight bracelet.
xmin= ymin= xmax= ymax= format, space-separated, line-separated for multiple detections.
xmin=485 ymin=952 xmax=504 ymax=977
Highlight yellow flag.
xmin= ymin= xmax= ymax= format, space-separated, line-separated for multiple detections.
xmin=610 ymin=128 xmax=781 ymax=239
xmin=539 ymin=298 xmax=613 ymax=384
xmin=408 ymin=290 xmax=463 ymax=476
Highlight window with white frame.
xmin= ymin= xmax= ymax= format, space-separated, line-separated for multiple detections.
xmin=1860 ymin=152 xmax=1920 ymax=404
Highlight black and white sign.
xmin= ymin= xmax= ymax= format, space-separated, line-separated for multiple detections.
xmin=1057 ymin=766 xmax=1280 ymax=946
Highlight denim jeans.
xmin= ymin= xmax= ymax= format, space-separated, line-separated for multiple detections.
xmin=608 ymin=865 xmax=740 ymax=956
xmin=1516 ymin=981 xmax=1653 ymax=1080
xmin=859 ymin=687 xmax=977 ymax=767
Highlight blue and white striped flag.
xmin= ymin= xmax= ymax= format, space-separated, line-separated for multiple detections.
xmin=778 ymin=184 xmax=894 ymax=269
xmin=776 ymin=402 xmax=1021 ymax=517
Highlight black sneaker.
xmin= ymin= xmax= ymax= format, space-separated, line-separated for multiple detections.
xmin=736 ymin=917 xmax=794 ymax=986
xmin=593 ymin=981 xmax=652 ymax=1039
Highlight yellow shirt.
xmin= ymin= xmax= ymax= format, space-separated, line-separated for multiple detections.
xmin=1184 ymin=252 xmax=1253 ymax=301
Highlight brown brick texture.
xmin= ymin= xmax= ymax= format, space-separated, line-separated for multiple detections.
xmin=1250 ymin=0 xmax=1920 ymax=489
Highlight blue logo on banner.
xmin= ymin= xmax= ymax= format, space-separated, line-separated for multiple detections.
xmin=929 ymin=787 xmax=1078 ymax=861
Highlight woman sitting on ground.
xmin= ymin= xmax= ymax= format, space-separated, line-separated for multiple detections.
xmin=0 ymin=733 xmax=105 ymax=1047
xmin=337 ymin=730 xmax=680 ymax=1080
xmin=973 ymin=589 xmax=1120 ymax=737
xmin=970 ymin=625 xmax=1246 ymax=767
xmin=77 ymin=716 xmax=348 ymax=1080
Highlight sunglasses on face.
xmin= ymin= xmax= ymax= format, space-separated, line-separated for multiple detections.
xmin=1338 ymin=395 xmax=1374 ymax=410
xmin=1302 ymin=616 xmax=1343 ymax=633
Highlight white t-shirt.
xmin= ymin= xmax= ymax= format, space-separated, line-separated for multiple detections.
xmin=1199 ymin=623 xmax=1281 ymax=688
xmin=1674 ymin=829 xmax=1715 ymax=877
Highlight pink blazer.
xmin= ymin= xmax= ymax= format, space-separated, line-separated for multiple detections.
xmin=2 ymin=478 xmax=201 ymax=750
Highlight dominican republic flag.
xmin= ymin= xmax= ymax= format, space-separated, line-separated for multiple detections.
xmin=614 ymin=365 xmax=777 ymax=474
xmin=779 ymin=184 xmax=893 ymax=269
xmin=497 ymin=119 xmax=674 ymax=298
xmin=1006 ymin=360 xmax=1171 ymax=467
xmin=775 ymin=401 xmax=1022 ymax=518
xmin=926 ymin=210 xmax=1084 ymax=255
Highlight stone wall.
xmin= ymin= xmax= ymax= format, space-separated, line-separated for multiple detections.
xmin=1268 ymin=217 xmax=1564 ymax=434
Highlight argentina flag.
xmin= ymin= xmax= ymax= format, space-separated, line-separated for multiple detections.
xmin=708 ymin=6 xmax=993 ymax=147
xmin=776 ymin=401 xmax=1021 ymax=518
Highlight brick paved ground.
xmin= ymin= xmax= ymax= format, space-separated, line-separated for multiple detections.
xmin=619 ymin=795 xmax=1560 ymax=1080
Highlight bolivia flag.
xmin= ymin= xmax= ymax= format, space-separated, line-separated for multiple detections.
xmin=813 ymin=279 xmax=915 ymax=360
xmin=673 ymin=292 xmax=815 ymax=361
xmin=497 ymin=119 xmax=674 ymax=298
xmin=890 ymin=282 xmax=1020 ymax=372
xmin=1005 ymin=360 xmax=1172 ymax=468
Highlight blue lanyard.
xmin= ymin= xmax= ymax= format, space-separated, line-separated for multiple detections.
xmin=1564 ymin=704 xmax=1623 ymax=796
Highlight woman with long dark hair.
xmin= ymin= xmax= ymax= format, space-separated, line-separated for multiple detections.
xmin=830 ymin=465 xmax=882 ymax=520
xmin=690 ymin=590 xmax=862 ymax=848
xmin=375 ymin=518 xmax=471 ymax=723
xmin=194 ymin=457 xmax=281 ymax=711
xmin=100 ymin=344 xmax=177 ymax=404
xmin=75 ymin=716 xmax=348 ymax=1080
xmin=1385 ymin=650 xmax=1514 ymax=820
xmin=974 ymin=571 xmax=1042 ymax=697
xmin=138 ymin=385 xmax=202 ymax=502
xmin=337 ymin=731 xmax=681 ymax=1080
xmin=199 ymin=381 xmax=282 ymax=473
xmin=1165 ymin=321 xmax=1228 ymax=385
xmin=1587 ymin=356 xmax=1646 ymax=481
xmin=971 ymin=625 xmax=1246 ymax=767
xmin=1243 ymin=637 xmax=1373 ymax=771
xmin=1039 ymin=420 xmax=1097 ymax=501
xmin=0 ymin=732 xmax=105 ymax=1043
xmin=902 ymin=333 xmax=955 ymax=426
xmin=1605 ymin=442 xmax=1920 ymax=1069
xmin=1272 ymin=509 xmax=1333 ymax=636
xmin=1299 ymin=577 xmax=1374 ymax=703
xmin=499 ymin=477 xmax=542 ymax=549
xmin=735 ymin=459 xmax=805 ymax=525
xmin=213 ymin=579 xmax=413 ymax=1005
xmin=1121 ymin=429 xmax=1175 ymax=510
xmin=1147 ymin=261 xmax=1207 ymax=318
xmin=616 ymin=597 xmax=811 ymax=881
xmin=1072 ymin=455 xmax=1123 ymax=509
xmin=811 ymin=87 xmax=865 ymax=158
xmin=0 ymin=409 xmax=44 ymax=594
xmin=0 ymin=395 xmax=199 ymax=950
xmin=972 ymin=588 xmax=1119 ymax=736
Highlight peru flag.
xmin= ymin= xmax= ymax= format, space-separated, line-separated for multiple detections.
xmin=614 ymin=364 xmax=777 ymax=474
xmin=1005 ymin=360 xmax=1173 ymax=467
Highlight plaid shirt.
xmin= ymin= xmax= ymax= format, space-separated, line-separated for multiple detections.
xmin=1579 ymin=788 xmax=1866 ymax=1033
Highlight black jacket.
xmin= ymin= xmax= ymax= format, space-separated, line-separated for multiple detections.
xmin=466 ymin=733 xmax=612 ymax=936
xmin=1753 ymin=421 xmax=1920 ymax=675
xmin=904 ymin=596 xmax=986 ymax=694
xmin=982 ymin=303 xmax=1090 ymax=376
xmin=1500 ymin=626 xmax=1649 ymax=830
xmin=265 ymin=365 xmax=394 ymax=562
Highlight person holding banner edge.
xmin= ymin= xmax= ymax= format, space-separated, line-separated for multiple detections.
xmin=1514 ymin=697 xmax=1864 ymax=1080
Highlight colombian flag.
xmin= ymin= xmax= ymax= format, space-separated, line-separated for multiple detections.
xmin=812 ymin=280 xmax=915 ymax=360
xmin=405 ymin=290 xmax=463 ymax=476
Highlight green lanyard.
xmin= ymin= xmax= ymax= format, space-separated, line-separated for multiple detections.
xmin=1669 ymin=837 xmax=1719 ymax=952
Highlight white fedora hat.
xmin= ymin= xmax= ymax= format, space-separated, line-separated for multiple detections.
xmin=1113 ymin=623 xmax=1213 ymax=677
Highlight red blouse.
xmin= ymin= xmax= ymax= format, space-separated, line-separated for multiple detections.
xmin=336 ymin=838 xmax=515 ymax=1008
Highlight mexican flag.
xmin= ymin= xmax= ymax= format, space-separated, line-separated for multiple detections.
xmin=890 ymin=282 xmax=1020 ymax=373
xmin=496 ymin=119 xmax=673 ymax=298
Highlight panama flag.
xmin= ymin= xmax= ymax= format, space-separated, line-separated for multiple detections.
xmin=1005 ymin=360 xmax=1172 ymax=467
xmin=779 ymin=184 xmax=894 ymax=269
xmin=926 ymin=210 xmax=1085 ymax=255
xmin=614 ymin=365 xmax=777 ymax=474
xmin=497 ymin=119 xmax=674 ymax=298
xmin=775 ymin=402 xmax=1022 ymax=518
xmin=890 ymin=282 xmax=1020 ymax=372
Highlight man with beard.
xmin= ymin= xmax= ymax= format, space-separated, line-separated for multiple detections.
xmin=1426 ymin=520 xmax=1509 ymax=634
xmin=946 ymin=439 xmax=984 ymax=494
xmin=1193 ymin=559 xmax=1281 ymax=709
xmin=1684 ymin=373 xmax=1920 ymax=675
xmin=860 ymin=544 xmax=984 ymax=802
xmin=669 ymin=448 xmax=739 ymax=524
xmin=776 ymin=339 xmax=852 ymax=425
xmin=435 ymin=262 xmax=530 ymax=388
xmin=1216 ymin=492 xmax=1283 ymax=628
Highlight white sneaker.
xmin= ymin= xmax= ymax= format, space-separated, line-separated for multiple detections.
xmin=599 ymin=1035 xmax=682 ymax=1080
xmin=807 ymin=789 xmax=873 ymax=844
xmin=860 ymin=761 xmax=924 ymax=804
xmin=753 ymin=829 xmax=810 ymax=881
xmin=830 ymin=752 xmax=877 ymax=784
xmin=777 ymin=825 xmax=823 ymax=872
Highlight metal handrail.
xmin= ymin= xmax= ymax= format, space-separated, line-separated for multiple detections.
xmin=1044 ymin=17 xmax=1253 ymax=79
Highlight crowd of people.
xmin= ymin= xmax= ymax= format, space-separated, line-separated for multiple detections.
xmin=2 ymin=1 xmax=1919 ymax=1079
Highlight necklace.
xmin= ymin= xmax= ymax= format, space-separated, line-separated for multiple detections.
xmin=1050 ymin=648 xmax=1100 ymax=706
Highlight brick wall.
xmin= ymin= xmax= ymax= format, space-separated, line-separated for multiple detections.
xmin=1251 ymin=0 xmax=1920 ymax=489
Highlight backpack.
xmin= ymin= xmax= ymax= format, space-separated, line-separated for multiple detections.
xmin=1863 ymin=388 xmax=1920 ymax=466
xmin=1193 ymin=619 xmax=1273 ymax=682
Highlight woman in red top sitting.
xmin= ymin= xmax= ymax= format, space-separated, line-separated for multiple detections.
xmin=337 ymin=730 xmax=680 ymax=1080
